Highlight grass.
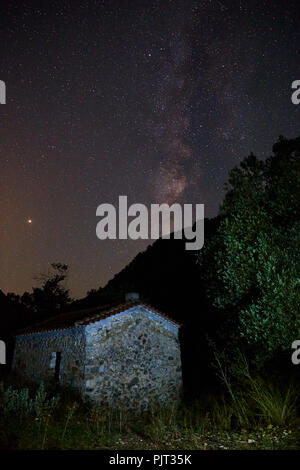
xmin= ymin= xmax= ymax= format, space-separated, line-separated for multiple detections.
xmin=0 ymin=375 xmax=299 ymax=450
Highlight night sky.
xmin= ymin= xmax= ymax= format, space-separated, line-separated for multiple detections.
xmin=0 ymin=0 xmax=299 ymax=298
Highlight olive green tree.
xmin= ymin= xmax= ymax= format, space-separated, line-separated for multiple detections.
xmin=199 ymin=137 xmax=300 ymax=364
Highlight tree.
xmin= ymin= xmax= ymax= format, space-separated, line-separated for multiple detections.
xmin=198 ymin=137 xmax=300 ymax=366
xmin=22 ymin=263 xmax=72 ymax=322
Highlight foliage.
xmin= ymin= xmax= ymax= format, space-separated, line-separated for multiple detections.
xmin=0 ymin=382 xmax=58 ymax=419
xmin=212 ymin=349 xmax=298 ymax=427
xmin=198 ymin=136 xmax=300 ymax=364
xmin=6 ymin=263 xmax=72 ymax=327
xmin=0 ymin=380 xmax=298 ymax=450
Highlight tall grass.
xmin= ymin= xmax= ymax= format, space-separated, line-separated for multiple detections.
xmin=246 ymin=377 xmax=297 ymax=425
xmin=213 ymin=350 xmax=298 ymax=427
xmin=0 ymin=375 xmax=298 ymax=449
xmin=144 ymin=403 xmax=179 ymax=440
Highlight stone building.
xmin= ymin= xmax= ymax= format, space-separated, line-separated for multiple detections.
xmin=13 ymin=294 xmax=182 ymax=411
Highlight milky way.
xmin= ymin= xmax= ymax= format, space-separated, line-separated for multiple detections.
xmin=150 ymin=1 xmax=194 ymax=203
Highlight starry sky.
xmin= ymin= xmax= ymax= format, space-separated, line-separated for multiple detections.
xmin=0 ymin=0 xmax=299 ymax=298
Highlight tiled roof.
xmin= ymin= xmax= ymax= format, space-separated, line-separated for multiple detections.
xmin=16 ymin=301 xmax=180 ymax=335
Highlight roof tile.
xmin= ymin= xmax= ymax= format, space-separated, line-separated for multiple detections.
xmin=16 ymin=301 xmax=180 ymax=335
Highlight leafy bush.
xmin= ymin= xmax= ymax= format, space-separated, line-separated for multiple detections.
xmin=0 ymin=382 xmax=58 ymax=419
xmin=198 ymin=137 xmax=300 ymax=366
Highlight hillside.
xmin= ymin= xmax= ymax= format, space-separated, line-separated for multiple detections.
xmin=72 ymin=217 xmax=220 ymax=321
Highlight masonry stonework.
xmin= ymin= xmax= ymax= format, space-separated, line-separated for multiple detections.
xmin=13 ymin=303 xmax=182 ymax=411
xmin=13 ymin=327 xmax=86 ymax=391
xmin=84 ymin=306 xmax=182 ymax=411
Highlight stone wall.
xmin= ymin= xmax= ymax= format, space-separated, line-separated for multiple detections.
xmin=13 ymin=327 xmax=85 ymax=391
xmin=84 ymin=306 xmax=182 ymax=412
xmin=12 ymin=306 xmax=182 ymax=412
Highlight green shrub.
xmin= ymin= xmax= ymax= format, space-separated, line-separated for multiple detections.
xmin=0 ymin=382 xmax=58 ymax=419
